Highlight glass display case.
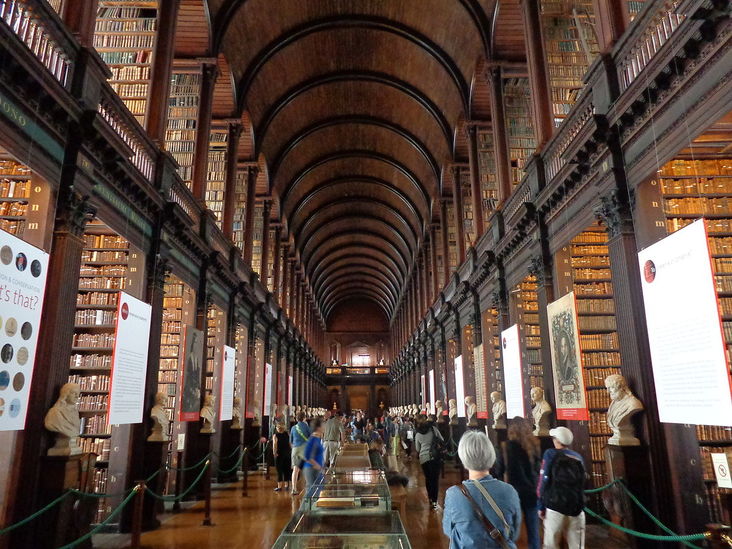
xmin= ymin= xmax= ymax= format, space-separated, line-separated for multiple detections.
xmin=319 ymin=469 xmax=385 ymax=486
xmin=301 ymin=482 xmax=391 ymax=513
xmin=272 ymin=511 xmax=412 ymax=549
xmin=332 ymin=453 xmax=372 ymax=471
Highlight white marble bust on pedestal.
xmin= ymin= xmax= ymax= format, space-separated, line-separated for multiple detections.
xmin=148 ymin=391 xmax=170 ymax=441
xmin=606 ymin=374 xmax=644 ymax=446
xmin=434 ymin=400 xmax=445 ymax=422
xmin=530 ymin=387 xmax=552 ymax=437
xmin=231 ymin=397 xmax=243 ymax=430
xmin=465 ymin=396 xmax=478 ymax=427
xmin=490 ymin=391 xmax=507 ymax=429
xmin=448 ymin=398 xmax=458 ymax=425
xmin=44 ymin=383 xmax=82 ymax=456
xmin=200 ymin=394 xmax=216 ymax=434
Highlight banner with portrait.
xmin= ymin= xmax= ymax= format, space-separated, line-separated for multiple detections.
xmin=547 ymin=292 xmax=589 ymax=420
xmin=179 ymin=326 xmax=204 ymax=421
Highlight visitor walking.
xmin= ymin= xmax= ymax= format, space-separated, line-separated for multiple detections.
xmin=289 ymin=411 xmax=311 ymax=495
xmin=494 ymin=417 xmax=541 ymax=549
xmin=302 ymin=418 xmax=325 ymax=492
xmin=414 ymin=417 xmax=444 ymax=509
xmin=538 ymin=426 xmax=586 ymax=549
xmin=442 ymin=430 xmax=522 ymax=548
xmin=272 ymin=421 xmax=291 ymax=492
xmin=323 ymin=411 xmax=344 ymax=467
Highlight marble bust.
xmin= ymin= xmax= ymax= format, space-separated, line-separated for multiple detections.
xmin=231 ymin=397 xmax=243 ymax=430
xmin=411 ymin=404 xmax=419 ymax=416
xmin=606 ymin=374 xmax=644 ymax=446
xmin=448 ymin=398 xmax=458 ymax=425
xmin=491 ymin=391 xmax=507 ymax=429
xmin=531 ymin=387 xmax=552 ymax=437
xmin=252 ymin=400 xmax=261 ymax=427
xmin=148 ymin=391 xmax=170 ymax=442
xmin=434 ymin=400 xmax=445 ymax=423
xmin=465 ymin=396 xmax=478 ymax=427
xmin=200 ymin=394 xmax=216 ymax=434
xmin=44 ymin=383 xmax=81 ymax=456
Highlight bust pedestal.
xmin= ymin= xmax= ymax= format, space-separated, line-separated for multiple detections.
xmin=218 ymin=421 xmax=242 ymax=483
xmin=35 ymin=453 xmax=97 ymax=549
xmin=139 ymin=440 xmax=167 ymax=530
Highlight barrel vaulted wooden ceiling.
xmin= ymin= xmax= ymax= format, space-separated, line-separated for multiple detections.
xmin=186 ymin=0 xmax=526 ymax=324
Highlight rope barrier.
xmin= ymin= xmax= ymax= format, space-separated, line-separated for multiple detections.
xmin=0 ymin=491 xmax=72 ymax=536
xmin=58 ymin=486 xmax=139 ymax=549
xmin=218 ymin=452 xmax=245 ymax=475
xmin=220 ymin=444 xmax=243 ymax=461
xmin=165 ymin=452 xmax=212 ymax=472
xmin=145 ymin=461 xmax=210 ymax=502
xmin=584 ymin=507 xmax=709 ymax=543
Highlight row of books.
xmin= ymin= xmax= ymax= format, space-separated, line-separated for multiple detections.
xmin=94 ymin=34 xmax=155 ymax=50
xmin=108 ymin=64 xmax=150 ymax=82
xmin=159 ymin=358 xmax=178 ymax=370
xmin=68 ymin=374 xmax=110 ymax=392
xmin=96 ymin=6 xmax=157 ymax=19
xmin=590 ymin=437 xmax=606 ymax=462
xmin=576 ymin=298 xmax=615 ymax=314
xmin=715 ymin=276 xmax=732 ymax=293
xmin=571 ymin=256 xmax=610 ymax=268
xmin=0 ymin=202 xmax=27 ymax=216
xmin=79 ymin=437 xmax=111 ymax=461
xmin=582 ymin=351 xmax=621 ymax=367
xmin=573 ymin=268 xmax=612 ymax=280
xmin=83 ymin=234 xmax=128 ymax=249
xmin=659 ymin=159 xmax=732 ymax=177
xmin=80 ymin=265 xmax=127 ymax=277
xmin=705 ymin=486 xmax=730 ymax=524
xmin=0 ymin=160 xmax=30 ymax=175
xmin=109 ymin=83 xmax=148 ymax=98
xmin=664 ymin=197 xmax=732 ymax=215
xmin=81 ymin=250 xmax=128 ymax=263
xmin=580 ymin=333 xmax=618 ymax=350
xmin=589 ymin=411 xmax=611 ymax=435
xmin=74 ymin=309 xmax=117 ymax=327
xmin=584 ymin=367 xmax=621 ymax=387
xmin=575 ymin=281 xmax=613 ymax=296
xmin=99 ymin=50 xmax=151 ymax=65
xmin=81 ymin=414 xmax=110 ymax=435
xmin=697 ymin=424 xmax=732 ymax=441
xmin=95 ymin=17 xmax=156 ymax=34
xmin=158 ymin=370 xmax=177 ymax=383
xmin=77 ymin=292 xmax=119 ymax=306
xmin=160 ymin=333 xmax=180 ymax=345
xmin=70 ymin=354 xmax=112 ymax=370
xmin=0 ymin=179 xmax=30 ymax=198
xmin=586 ymin=389 xmax=612 ymax=410
xmin=578 ymin=316 xmax=617 ymax=331
xmin=161 ymin=319 xmax=182 ymax=333
xmin=79 ymin=394 xmax=109 ymax=411
xmin=72 ymin=333 xmax=115 ymax=348
xmin=661 ymin=177 xmax=732 ymax=195
xmin=78 ymin=277 xmax=126 ymax=290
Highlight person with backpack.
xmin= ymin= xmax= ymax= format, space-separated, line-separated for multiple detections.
xmin=494 ymin=417 xmax=541 ymax=549
xmin=442 ymin=430 xmax=521 ymax=548
xmin=537 ymin=426 xmax=586 ymax=548
xmin=289 ymin=411 xmax=311 ymax=495
xmin=414 ymin=416 xmax=444 ymax=510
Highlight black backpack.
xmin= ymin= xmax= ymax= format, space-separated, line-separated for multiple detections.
xmin=428 ymin=427 xmax=446 ymax=462
xmin=542 ymin=451 xmax=586 ymax=516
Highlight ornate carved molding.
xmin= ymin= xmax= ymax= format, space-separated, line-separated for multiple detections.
xmin=594 ymin=188 xmax=633 ymax=237
xmin=57 ymin=191 xmax=96 ymax=237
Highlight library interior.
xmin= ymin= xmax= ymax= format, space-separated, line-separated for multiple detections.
xmin=0 ymin=0 xmax=730 ymax=548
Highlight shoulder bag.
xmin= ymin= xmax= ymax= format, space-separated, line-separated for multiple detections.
xmin=458 ymin=481 xmax=511 ymax=549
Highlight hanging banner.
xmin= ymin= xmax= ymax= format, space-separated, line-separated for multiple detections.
xmin=288 ymin=374 xmax=293 ymax=406
xmin=639 ymin=219 xmax=732 ymax=426
xmin=245 ymin=355 xmax=254 ymax=419
xmin=547 ymin=292 xmax=589 ymax=421
xmin=180 ymin=326 xmax=204 ymax=421
xmin=428 ymin=369 xmax=435 ymax=413
xmin=263 ymin=362 xmax=273 ymax=417
xmin=474 ymin=344 xmax=488 ymax=419
xmin=109 ymin=292 xmax=152 ymax=425
xmin=454 ymin=355 xmax=466 ymax=417
xmin=0 ymin=230 xmax=49 ymax=431
xmin=501 ymin=324 xmax=525 ymax=419
xmin=220 ymin=345 xmax=235 ymax=421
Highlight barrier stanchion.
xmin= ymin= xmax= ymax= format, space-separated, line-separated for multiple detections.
xmin=130 ymin=480 xmax=145 ymax=549
xmin=706 ymin=524 xmax=732 ymax=549
xmin=202 ymin=459 xmax=213 ymax=526
xmin=173 ymin=450 xmax=183 ymax=513
xmin=242 ymin=449 xmax=249 ymax=497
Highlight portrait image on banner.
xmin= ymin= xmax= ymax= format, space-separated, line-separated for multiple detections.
xmin=0 ymin=230 xmax=49 ymax=431
xmin=454 ymin=356 xmax=466 ymax=417
xmin=180 ymin=326 xmax=204 ymax=421
xmin=220 ymin=345 xmax=235 ymax=421
xmin=547 ymin=292 xmax=589 ymax=420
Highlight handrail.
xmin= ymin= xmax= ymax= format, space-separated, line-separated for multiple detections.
xmin=169 ymin=177 xmax=201 ymax=228
xmin=0 ymin=0 xmax=75 ymax=87
xmin=543 ymin=91 xmax=595 ymax=185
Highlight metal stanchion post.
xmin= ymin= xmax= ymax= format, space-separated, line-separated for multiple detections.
xmin=130 ymin=481 xmax=145 ymax=549
xmin=242 ymin=449 xmax=249 ymax=497
xmin=706 ymin=524 xmax=731 ymax=549
xmin=173 ymin=450 xmax=183 ymax=513
xmin=202 ymin=461 xmax=213 ymax=526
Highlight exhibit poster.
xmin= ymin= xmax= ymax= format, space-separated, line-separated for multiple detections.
xmin=220 ymin=345 xmax=235 ymax=421
xmin=711 ymin=453 xmax=732 ymax=489
xmin=0 ymin=230 xmax=49 ymax=431
xmin=263 ymin=362 xmax=273 ymax=417
xmin=454 ymin=355 xmax=466 ymax=417
xmin=428 ymin=369 xmax=435 ymax=411
xmin=639 ymin=219 xmax=732 ymax=426
xmin=501 ymin=324 xmax=525 ymax=418
xmin=547 ymin=292 xmax=589 ymax=421
xmin=420 ymin=374 xmax=426 ymax=408
xmin=288 ymin=374 xmax=293 ymax=406
xmin=109 ymin=292 xmax=152 ymax=425
xmin=180 ymin=325 xmax=204 ymax=421
xmin=474 ymin=344 xmax=488 ymax=419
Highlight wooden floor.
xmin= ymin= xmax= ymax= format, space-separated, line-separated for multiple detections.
xmin=96 ymin=458 xmax=628 ymax=548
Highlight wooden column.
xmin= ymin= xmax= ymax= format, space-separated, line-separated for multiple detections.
xmin=520 ymin=0 xmax=553 ymax=148
xmin=222 ymin=122 xmax=243 ymax=239
xmin=272 ymin=226 xmax=282 ymax=301
xmin=593 ymin=0 xmax=629 ymax=51
xmin=241 ymin=166 xmax=259 ymax=265
xmin=440 ymin=199 xmax=450 ymax=283
xmin=146 ymin=0 xmax=180 ymax=142
xmin=259 ymin=200 xmax=272 ymax=285
xmin=414 ymin=264 xmax=422 ymax=321
xmin=288 ymin=257 xmax=296 ymax=318
xmin=450 ymin=166 xmax=466 ymax=265
xmin=191 ymin=62 xmax=218 ymax=201
xmin=466 ymin=125 xmax=485 ymax=237
xmin=421 ymin=250 xmax=429 ymax=312
xmin=280 ymin=243 xmax=290 ymax=310
xmin=430 ymin=224 xmax=439 ymax=299
xmin=487 ymin=67 xmax=513 ymax=203
xmin=60 ymin=0 xmax=98 ymax=46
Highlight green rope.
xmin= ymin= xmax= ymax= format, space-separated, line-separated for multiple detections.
xmin=220 ymin=444 xmax=242 ymax=461
xmin=166 ymin=452 xmax=212 ymax=472
xmin=218 ymin=452 xmax=244 ymax=475
xmin=69 ymin=488 xmax=130 ymax=499
xmin=58 ymin=487 xmax=138 ymax=549
xmin=0 ymin=491 xmax=73 ymax=535
xmin=145 ymin=461 xmax=210 ymax=502
xmin=145 ymin=467 xmax=161 ymax=484
xmin=584 ymin=507 xmax=708 ymax=543
xmin=584 ymin=478 xmax=620 ymax=494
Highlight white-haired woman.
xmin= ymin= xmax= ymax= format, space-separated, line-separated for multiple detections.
xmin=442 ymin=430 xmax=522 ymax=548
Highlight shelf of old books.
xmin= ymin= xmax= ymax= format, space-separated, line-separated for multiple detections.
xmin=477 ymin=128 xmax=498 ymax=223
xmin=510 ymin=275 xmax=543 ymax=400
xmin=657 ymin=156 xmax=732 ymax=522
xmin=460 ymin=169 xmax=477 ymax=250
xmin=233 ymin=323 xmax=249 ymax=409
xmin=503 ymin=77 xmax=537 ymax=188
xmin=206 ymin=305 xmax=226 ymax=400
xmin=540 ymin=0 xmax=600 ymax=127
xmin=94 ymin=1 xmax=158 ymax=126
xmin=461 ymin=324 xmax=476 ymax=406
xmin=481 ymin=307 xmax=503 ymax=402
xmin=250 ymin=203 xmax=264 ymax=279
xmin=205 ymin=123 xmax=228 ymax=227
xmin=264 ymin=226 xmax=276 ymax=292
xmin=164 ymin=63 xmax=202 ymax=189
xmin=446 ymin=202 xmax=458 ymax=272
xmin=69 ymin=219 xmax=144 ymax=524
xmin=157 ymin=274 xmax=195 ymax=492
xmin=232 ymin=168 xmax=248 ymax=251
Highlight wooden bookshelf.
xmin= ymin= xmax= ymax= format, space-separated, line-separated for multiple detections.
xmin=540 ymin=0 xmax=600 ymax=127
xmin=264 ymin=227 xmax=276 ymax=292
xmin=462 ymin=324 xmax=477 ymax=405
xmin=435 ymin=220 xmax=446 ymax=289
xmin=446 ymin=202 xmax=458 ymax=271
xmin=251 ymin=203 xmax=264 ymax=278
xmin=205 ymin=124 xmax=228 ymax=227
xmin=206 ymin=305 xmax=225 ymax=398
xmin=94 ymin=1 xmax=158 ymax=126
xmin=165 ymin=64 xmax=202 ymax=189
xmin=0 ymin=154 xmax=51 ymax=245
xmin=232 ymin=168 xmax=248 ymax=251
xmin=477 ymin=128 xmax=498 ymax=226
xmin=503 ymin=78 xmax=537 ymax=187
xmin=482 ymin=308 xmax=503 ymax=399
xmin=658 ymin=157 xmax=732 ymax=522
xmin=511 ymin=275 xmax=543 ymax=398
xmin=460 ymin=170 xmax=476 ymax=249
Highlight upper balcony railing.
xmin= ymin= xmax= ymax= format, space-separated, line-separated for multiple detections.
xmin=0 ymin=0 xmax=73 ymax=87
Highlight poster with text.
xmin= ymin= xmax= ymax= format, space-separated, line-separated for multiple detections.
xmin=220 ymin=345 xmax=235 ymax=421
xmin=547 ymin=292 xmax=589 ymax=420
xmin=454 ymin=356 xmax=466 ymax=417
xmin=639 ymin=220 xmax=732 ymax=425
xmin=428 ymin=369 xmax=435 ymax=413
xmin=109 ymin=292 xmax=152 ymax=425
xmin=0 ymin=230 xmax=49 ymax=431
xmin=501 ymin=324 xmax=525 ymax=418
xmin=180 ymin=326 xmax=204 ymax=421
xmin=263 ymin=362 xmax=273 ymax=417
xmin=474 ymin=344 xmax=488 ymax=418
xmin=420 ymin=374 xmax=426 ymax=408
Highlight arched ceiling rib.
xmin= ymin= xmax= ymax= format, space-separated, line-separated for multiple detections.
xmin=207 ymin=0 xmax=494 ymax=322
